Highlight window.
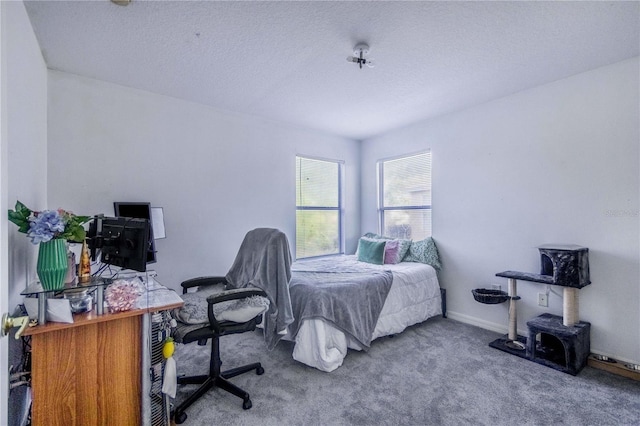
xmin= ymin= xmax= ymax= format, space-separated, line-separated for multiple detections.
xmin=378 ymin=151 xmax=432 ymax=240
xmin=296 ymin=156 xmax=344 ymax=258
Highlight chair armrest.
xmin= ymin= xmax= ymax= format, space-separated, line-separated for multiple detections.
xmin=180 ymin=276 xmax=227 ymax=294
xmin=206 ymin=288 xmax=267 ymax=305
xmin=206 ymin=288 xmax=268 ymax=332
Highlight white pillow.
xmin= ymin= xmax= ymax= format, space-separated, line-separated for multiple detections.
xmin=217 ymin=300 xmax=269 ymax=323
xmin=176 ymin=285 xmax=270 ymax=324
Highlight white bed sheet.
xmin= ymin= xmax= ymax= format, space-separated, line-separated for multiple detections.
xmin=288 ymin=256 xmax=442 ymax=372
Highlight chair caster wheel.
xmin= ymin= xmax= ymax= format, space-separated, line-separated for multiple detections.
xmin=174 ymin=411 xmax=187 ymax=424
xmin=243 ymin=399 xmax=252 ymax=410
xmin=256 ymin=366 xmax=265 ymax=375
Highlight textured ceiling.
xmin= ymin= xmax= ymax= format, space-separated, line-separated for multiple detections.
xmin=23 ymin=0 xmax=640 ymax=140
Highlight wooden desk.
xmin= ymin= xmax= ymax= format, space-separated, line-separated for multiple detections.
xmin=23 ymin=281 xmax=182 ymax=426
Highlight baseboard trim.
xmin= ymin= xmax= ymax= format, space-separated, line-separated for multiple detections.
xmin=446 ymin=311 xmax=528 ymax=335
xmin=587 ymin=354 xmax=640 ymax=381
xmin=586 ymin=349 xmax=639 ymax=366
xmin=445 ymin=311 xmax=639 ymax=365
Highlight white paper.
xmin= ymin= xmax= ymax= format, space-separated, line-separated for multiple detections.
xmin=151 ymin=207 xmax=166 ymax=239
xmin=23 ymin=298 xmax=39 ymax=320
xmin=47 ymin=299 xmax=74 ymax=323
xmin=162 ymin=356 xmax=177 ymax=398
xmin=24 ymin=298 xmax=74 ymax=323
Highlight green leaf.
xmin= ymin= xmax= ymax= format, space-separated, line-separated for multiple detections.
xmin=8 ymin=200 xmax=32 ymax=234
xmin=66 ymin=226 xmax=87 ymax=243
xmin=15 ymin=201 xmax=31 ymax=216
xmin=75 ymin=215 xmax=92 ymax=225
xmin=8 ymin=210 xmax=25 ymax=224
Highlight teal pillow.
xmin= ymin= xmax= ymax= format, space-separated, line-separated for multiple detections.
xmin=357 ymin=238 xmax=386 ymax=265
xmin=363 ymin=232 xmax=412 ymax=262
xmin=404 ymin=237 xmax=442 ymax=270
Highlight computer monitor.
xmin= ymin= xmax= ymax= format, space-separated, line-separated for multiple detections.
xmin=113 ymin=202 xmax=157 ymax=264
xmin=87 ymin=216 xmax=150 ymax=272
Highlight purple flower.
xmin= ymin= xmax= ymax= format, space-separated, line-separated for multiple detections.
xmin=27 ymin=210 xmax=66 ymax=244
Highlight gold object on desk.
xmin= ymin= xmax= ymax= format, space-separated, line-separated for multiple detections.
xmin=78 ymin=240 xmax=91 ymax=283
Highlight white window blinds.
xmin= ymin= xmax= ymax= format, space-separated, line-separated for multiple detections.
xmin=296 ymin=156 xmax=343 ymax=258
xmin=378 ymin=151 xmax=432 ymax=240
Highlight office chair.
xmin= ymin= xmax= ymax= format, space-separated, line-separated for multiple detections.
xmin=171 ymin=228 xmax=292 ymax=424
xmin=171 ymin=277 xmax=268 ymax=423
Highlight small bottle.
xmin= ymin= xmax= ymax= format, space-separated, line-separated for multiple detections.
xmin=78 ymin=240 xmax=91 ymax=283
xmin=64 ymin=250 xmax=77 ymax=285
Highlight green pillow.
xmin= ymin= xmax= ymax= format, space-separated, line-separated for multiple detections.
xmin=363 ymin=232 xmax=412 ymax=262
xmin=357 ymin=238 xmax=386 ymax=265
xmin=404 ymin=237 xmax=442 ymax=270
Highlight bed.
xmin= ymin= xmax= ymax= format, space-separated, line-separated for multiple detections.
xmin=283 ymin=255 xmax=442 ymax=372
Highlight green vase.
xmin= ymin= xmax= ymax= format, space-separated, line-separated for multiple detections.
xmin=37 ymin=239 xmax=69 ymax=291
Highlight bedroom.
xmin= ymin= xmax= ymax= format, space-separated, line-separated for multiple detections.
xmin=1 ymin=0 xmax=638 ymax=424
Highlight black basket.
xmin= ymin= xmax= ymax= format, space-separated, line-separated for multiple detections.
xmin=472 ymin=288 xmax=509 ymax=304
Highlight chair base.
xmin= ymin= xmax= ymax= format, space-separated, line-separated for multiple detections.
xmin=173 ymin=362 xmax=264 ymax=424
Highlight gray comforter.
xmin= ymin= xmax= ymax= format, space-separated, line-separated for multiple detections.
xmin=289 ymin=257 xmax=393 ymax=349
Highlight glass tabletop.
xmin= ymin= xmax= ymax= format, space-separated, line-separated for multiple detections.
xmin=21 ymin=276 xmax=113 ymax=296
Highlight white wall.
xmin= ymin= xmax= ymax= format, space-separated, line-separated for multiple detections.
xmin=5 ymin=0 xmax=48 ymax=309
xmin=361 ymin=57 xmax=640 ymax=364
xmin=47 ymin=71 xmax=361 ymax=291
xmin=2 ymin=2 xmax=48 ymax=425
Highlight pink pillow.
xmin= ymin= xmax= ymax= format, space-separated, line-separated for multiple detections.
xmin=384 ymin=239 xmax=401 ymax=264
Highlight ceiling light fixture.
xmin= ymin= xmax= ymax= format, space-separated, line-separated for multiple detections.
xmin=347 ymin=43 xmax=374 ymax=69
xmin=111 ymin=0 xmax=131 ymax=6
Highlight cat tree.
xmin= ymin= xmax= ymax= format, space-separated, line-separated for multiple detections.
xmin=482 ymin=244 xmax=592 ymax=374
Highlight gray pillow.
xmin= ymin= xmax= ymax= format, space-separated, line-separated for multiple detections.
xmin=174 ymin=284 xmax=270 ymax=324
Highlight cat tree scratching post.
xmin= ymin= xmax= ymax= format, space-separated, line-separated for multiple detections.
xmin=493 ymin=244 xmax=592 ymax=374
xmin=563 ymin=287 xmax=579 ymax=327
xmin=507 ymin=278 xmax=518 ymax=342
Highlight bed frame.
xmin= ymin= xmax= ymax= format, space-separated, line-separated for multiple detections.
xmin=441 ymin=288 xmax=447 ymax=318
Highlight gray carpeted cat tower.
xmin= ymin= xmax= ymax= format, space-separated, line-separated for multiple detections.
xmin=474 ymin=244 xmax=591 ymax=375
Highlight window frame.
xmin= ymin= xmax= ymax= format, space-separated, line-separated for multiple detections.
xmin=377 ymin=150 xmax=432 ymax=239
xmin=295 ymin=155 xmax=345 ymax=259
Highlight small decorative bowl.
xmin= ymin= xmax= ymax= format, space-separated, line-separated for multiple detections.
xmin=65 ymin=289 xmax=93 ymax=314
xmin=472 ymin=288 xmax=509 ymax=304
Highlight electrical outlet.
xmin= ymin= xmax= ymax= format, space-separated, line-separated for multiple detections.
xmin=538 ymin=293 xmax=548 ymax=307
xmin=492 ymin=284 xmax=501 ymax=291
